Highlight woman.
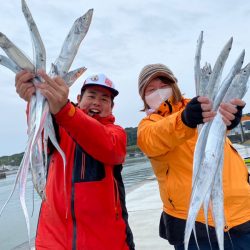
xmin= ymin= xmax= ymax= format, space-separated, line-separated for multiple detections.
xmin=137 ymin=63 xmax=250 ymax=249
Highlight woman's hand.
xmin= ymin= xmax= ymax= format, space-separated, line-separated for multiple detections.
xmin=181 ymin=96 xmax=216 ymax=128
xmin=219 ymin=98 xmax=245 ymax=129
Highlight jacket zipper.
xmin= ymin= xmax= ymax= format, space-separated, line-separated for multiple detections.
xmin=113 ymin=178 xmax=119 ymax=220
xmin=168 ymin=198 xmax=176 ymax=209
xmin=71 ymin=156 xmax=77 ymax=250
xmin=165 ymin=168 xmax=175 ymax=210
xmin=80 ymin=152 xmax=86 ymax=180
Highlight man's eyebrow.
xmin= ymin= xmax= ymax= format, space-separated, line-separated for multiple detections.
xmin=101 ymin=93 xmax=110 ymax=98
xmin=87 ymin=90 xmax=110 ymax=98
xmin=87 ymin=90 xmax=97 ymax=94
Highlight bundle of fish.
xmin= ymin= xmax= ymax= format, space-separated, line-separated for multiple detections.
xmin=184 ymin=31 xmax=250 ymax=250
xmin=0 ymin=0 xmax=93 ymax=242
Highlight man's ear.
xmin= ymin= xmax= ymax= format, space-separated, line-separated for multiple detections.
xmin=77 ymin=94 xmax=81 ymax=104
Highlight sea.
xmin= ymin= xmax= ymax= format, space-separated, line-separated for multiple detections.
xmin=0 ymin=156 xmax=152 ymax=250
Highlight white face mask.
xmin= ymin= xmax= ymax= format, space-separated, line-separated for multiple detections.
xmin=145 ymin=88 xmax=173 ymax=110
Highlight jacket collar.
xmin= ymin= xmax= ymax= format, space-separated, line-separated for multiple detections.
xmin=92 ymin=113 xmax=115 ymax=125
xmin=148 ymin=96 xmax=189 ymax=117
xmin=80 ymin=108 xmax=115 ymax=125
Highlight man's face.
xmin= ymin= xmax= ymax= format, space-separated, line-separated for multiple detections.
xmin=77 ymin=86 xmax=113 ymax=117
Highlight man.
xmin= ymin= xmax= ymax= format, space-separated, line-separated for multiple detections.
xmin=15 ymin=70 xmax=135 ymax=250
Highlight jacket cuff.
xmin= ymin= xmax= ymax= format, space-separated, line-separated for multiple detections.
xmin=177 ymin=111 xmax=196 ymax=135
xmin=54 ymin=101 xmax=76 ymax=122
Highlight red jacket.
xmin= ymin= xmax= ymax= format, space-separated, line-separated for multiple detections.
xmin=35 ymin=102 xmax=134 ymax=250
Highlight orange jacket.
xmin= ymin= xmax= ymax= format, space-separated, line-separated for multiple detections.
xmin=137 ymin=97 xmax=250 ymax=230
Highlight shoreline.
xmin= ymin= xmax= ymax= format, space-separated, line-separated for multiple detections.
xmin=12 ymin=176 xmax=158 ymax=250
xmin=1 ymin=155 xmax=149 ymax=176
xmin=8 ymin=144 xmax=250 ymax=249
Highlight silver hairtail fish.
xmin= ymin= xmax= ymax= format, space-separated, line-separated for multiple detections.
xmin=0 ymin=0 xmax=93 ymax=246
xmin=0 ymin=54 xmax=21 ymax=73
xmin=0 ymin=32 xmax=34 ymax=71
xmin=185 ymin=32 xmax=250 ymax=250
xmin=50 ymin=8 xmax=93 ymax=77
xmin=194 ymin=31 xmax=203 ymax=96
xmin=199 ymin=62 xmax=212 ymax=97
xmin=204 ymin=37 xmax=233 ymax=100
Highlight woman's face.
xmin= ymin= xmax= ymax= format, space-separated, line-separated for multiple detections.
xmin=144 ymin=78 xmax=173 ymax=110
xmin=144 ymin=78 xmax=171 ymax=97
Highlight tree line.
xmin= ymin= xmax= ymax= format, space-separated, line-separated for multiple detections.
xmin=2 ymin=111 xmax=250 ymax=167
xmin=0 ymin=127 xmax=139 ymax=166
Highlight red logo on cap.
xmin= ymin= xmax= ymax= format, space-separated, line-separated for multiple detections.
xmin=105 ymin=78 xmax=112 ymax=87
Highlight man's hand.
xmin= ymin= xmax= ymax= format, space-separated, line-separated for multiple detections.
xmin=37 ymin=70 xmax=69 ymax=114
xmin=15 ymin=70 xmax=35 ymax=102
xmin=181 ymin=96 xmax=216 ymax=128
xmin=219 ymin=98 xmax=245 ymax=130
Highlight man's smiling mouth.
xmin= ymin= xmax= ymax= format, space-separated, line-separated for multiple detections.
xmin=88 ymin=109 xmax=101 ymax=116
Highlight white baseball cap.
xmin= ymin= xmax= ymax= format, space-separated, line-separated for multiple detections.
xmin=81 ymin=73 xmax=119 ymax=97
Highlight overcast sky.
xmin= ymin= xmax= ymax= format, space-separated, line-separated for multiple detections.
xmin=1 ymin=0 xmax=250 ymax=156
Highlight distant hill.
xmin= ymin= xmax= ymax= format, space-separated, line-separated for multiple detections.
xmin=0 ymin=152 xmax=24 ymax=167
xmin=125 ymin=127 xmax=137 ymax=146
xmin=2 ymin=121 xmax=250 ymax=166
xmin=2 ymin=116 xmax=250 ymax=166
xmin=0 ymin=127 xmax=139 ymax=166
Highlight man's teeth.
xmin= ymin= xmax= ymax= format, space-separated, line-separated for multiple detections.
xmin=90 ymin=109 xmax=100 ymax=114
